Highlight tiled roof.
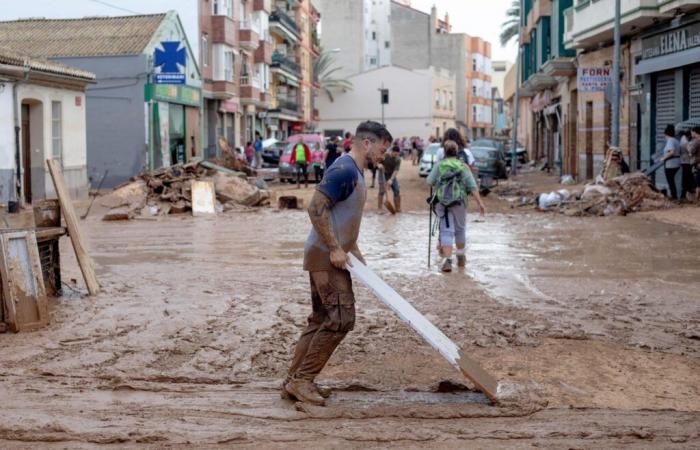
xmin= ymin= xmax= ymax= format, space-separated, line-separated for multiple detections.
xmin=0 ymin=46 xmax=95 ymax=80
xmin=0 ymin=14 xmax=166 ymax=58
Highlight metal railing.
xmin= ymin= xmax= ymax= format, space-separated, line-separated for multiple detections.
xmin=271 ymin=52 xmax=300 ymax=75
xmin=275 ymin=98 xmax=298 ymax=112
xmin=270 ymin=9 xmax=299 ymax=36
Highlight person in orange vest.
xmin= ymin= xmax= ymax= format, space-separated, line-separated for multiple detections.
xmin=290 ymin=140 xmax=312 ymax=188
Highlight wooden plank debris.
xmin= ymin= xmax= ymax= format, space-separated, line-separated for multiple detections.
xmin=384 ymin=199 xmax=397 ymax=215
xmin=0 ymin=230 xmax=48 ymax=332
xmin=46 ymin=159 xmax=100 ymax=296
xmin=346 ymin=253 xmax=499 ymax=403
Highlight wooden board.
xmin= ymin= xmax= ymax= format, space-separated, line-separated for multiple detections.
xmin=46 ymin=159 xmax=100 ymax=296
xmin=346 ymin=253 xmax=499 ymax=403
xmin=191 ymin=181 xmax=216 ymax=216
xmin=0 ymin=230 xmax=48 ymax=332
xmin=384 ymin=200 xmax=397 ymax=215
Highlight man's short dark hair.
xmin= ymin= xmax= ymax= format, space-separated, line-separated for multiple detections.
xmin=354 ymin=121 xmax=393 ymax=143
xmin=664 ymin=124 xmax=675 ymax=137
xmin=692 ymin=126 xmax=700 ymax=135
xmin=344 ymin=131 xmax=352 ymax=139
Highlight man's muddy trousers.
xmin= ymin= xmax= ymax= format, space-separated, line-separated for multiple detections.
xmin=288 ymin=269 xmax=355 ymax=381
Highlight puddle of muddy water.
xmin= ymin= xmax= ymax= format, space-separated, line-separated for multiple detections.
xmin=329 ymin=390 xmax=490 ymax=406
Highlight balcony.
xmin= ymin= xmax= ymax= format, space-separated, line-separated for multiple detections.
xmin=270 ymin=9 xmax=300 ymax=41
xmin=541 ymin=57 xmax=577 ymax=77
xmin=269 ymin=97 xmax=300 ymax=118
xmin=255 ymin=39 xmax=272 ymax=64
xmin=211 ymin=16 xmax=238 ymax=47
xmin=271 ymin=52 xmax=301 ymax=78
xmin=239 ymin=20 xmax=260 ymax=51
xmin=658 ymin=0 xmax=700 ymax=14
xmin=525 ymin=0 xmax=553 ymax=33
xmin=253 ymin=0 xmax=272 ymax=13
xmin=211 ymin=81 xmax=239 ymax=99
xmin=260 ymin=91 xmax=272 ymax=106
xmin=565 ymin=0 xmax=669 ymax=49
xmin=240 ymin=74 xmax=262 ymax=105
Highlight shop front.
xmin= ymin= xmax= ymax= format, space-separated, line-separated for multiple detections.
xmin=636 ymin=13 xmax=700 ymax=191
xmin=145 ymin=84 xmax=202 ymax=169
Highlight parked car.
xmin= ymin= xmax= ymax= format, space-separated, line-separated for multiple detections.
xmin=418 ymin=143 xmax=441 ymax=177
xmin=504 ymin=140 xmax=528 ymax=167
xmin=278 ymin=134 xmax=324 ymax=182
xmin=470 ymin=139 xmax=508 ymax=179
xmin=262 ymin=139 xmax=286 ymax=166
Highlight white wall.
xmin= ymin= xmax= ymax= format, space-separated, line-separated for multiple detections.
xmin=0 ymin=84 xmax=15 ymax=171
xmin=14 ymin=82 xmax=89 ymax=201
xmin=318 ymin=66 xmax=433 ymax=139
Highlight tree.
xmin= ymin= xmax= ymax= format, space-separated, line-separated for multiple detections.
xmin=500 ymin=0 xmax=520 ymax=47
xmin=313 ymin=49 xmax=353 ymax=103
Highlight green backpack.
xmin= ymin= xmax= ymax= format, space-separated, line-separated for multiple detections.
xmin=436 ymin=159 xmax=466 ymax=207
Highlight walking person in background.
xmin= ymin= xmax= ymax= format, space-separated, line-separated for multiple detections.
xmin=680 ymin=129 xmax=696 ymax=202
xmin=688 ymin=126 xmax=700 ymax=204
xmin=291 ymin=140 xmax=311 ymax=189
xmin=324 ymin=136 xmax=341 ymax=170
xmin=658 ymin=124 xmax=681 ymax=200
xmin=342 ymin=131 xmax=353 ymax=153
xmin=427 ymin=140 xmax=486 ymax=273
xmin=411 ymin=137 xmax=418 ymax=166
xmin=254 ymin=132 xmax=264 ymax=169
xmin=378 ymin=143 xmax=402 ymax=212
xmin=244 ymin=141 xmax=254 ymax=165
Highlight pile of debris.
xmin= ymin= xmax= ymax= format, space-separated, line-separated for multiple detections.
xmin=539 ymin=173 xmax=673 ymax=217
xmin=100 ymin=162 xmax=270 ymax=220
xmin=496 ymin=173 xmax=674 ymax=217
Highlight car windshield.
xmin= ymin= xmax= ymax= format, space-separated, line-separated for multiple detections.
xmin=472 ymin=139 xmax=498 ymax=149
xmin=472 ymin=148 xmax=498 ymax=159
xmin=424 ymin=144 xmax=440 ymax=156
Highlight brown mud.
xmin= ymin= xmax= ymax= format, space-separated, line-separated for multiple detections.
xmin=0 ymin=166 xmax=697 ymax=447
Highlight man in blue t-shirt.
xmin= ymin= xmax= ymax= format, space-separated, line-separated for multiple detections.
xmin=253 ymin=132 xmax=263 ymax=168
xmin=283 ymin=121 xmax=392 ymax=406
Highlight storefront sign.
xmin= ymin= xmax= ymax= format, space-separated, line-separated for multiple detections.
xmin=145 ymin=84 xmax=201 ymax=107
xmin=154 ymin=41 xmax=186 ymax=85
xmin=577 ymin=67 xmax=612 ymax=92
xmin=642 ymin=21 xmax=700 ymax=60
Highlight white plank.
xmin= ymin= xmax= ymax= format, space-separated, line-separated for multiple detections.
xmin=346 ymin=253 xmax=499 ymax=402
xmin=192 ymin=181 xmax=216 ymax=216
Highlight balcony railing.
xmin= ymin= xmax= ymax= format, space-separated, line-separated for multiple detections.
xmin=270 ymin=9 xmax=299 ymax=37
xmin=271 ymin=52 xmax=300 ymax=76
xmin=275 ymin=98 xmax=298 ymax=112
xmin=240 ymin=74 xmax=262 ymax=89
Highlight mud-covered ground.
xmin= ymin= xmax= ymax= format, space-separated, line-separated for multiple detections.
xmin=0 ymin=166 xmax=698 ymax=448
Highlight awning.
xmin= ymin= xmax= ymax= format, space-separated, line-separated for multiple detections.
xmin=634 ymin=46 xmax=700 ymax=76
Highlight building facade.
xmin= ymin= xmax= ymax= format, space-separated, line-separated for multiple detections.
xmin=465 ymin=37 xmax=493 ymax=138
xmin=0 ymin=48 xmax=94 ymax=204
xmin=0 ymin=12 xmax=203 ymax=188
xmin=316 ymin=65 xmax=455 ymax=140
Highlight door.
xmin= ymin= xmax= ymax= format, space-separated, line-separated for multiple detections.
xmin=586 ymin=101 xmax=593 ymax=180
xmin=654 ymin=72 xmax=677 ymax=189
xmin=689 ymin=67 xmax=700 ymax=119
xmin=185 ymin=106 xmax=200 ymax=161
xmin=21 ymin=104 xmax=31 ymax=204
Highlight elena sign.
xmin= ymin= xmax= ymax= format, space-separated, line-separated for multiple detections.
xmin=642 ymin=22 xmax=700 ymax=60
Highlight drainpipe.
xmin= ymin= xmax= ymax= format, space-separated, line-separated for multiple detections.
xmin=2 ymin=63 xmax=31 ymax=206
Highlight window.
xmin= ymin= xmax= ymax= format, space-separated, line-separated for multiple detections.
xmin=51 ymin=101 xmax=62 ymax=164
xmin=435 ymin=90 xmax=440 ymax=108
xmin=385 ymin=41 xmax=390 ymax=49
xmin=369 ymin=56 xmax=377 ymax=65
xmin=449 ymin=92 xmax=453 ymax=109
xmin=472 ymin=85 xmax=477 ymax=96
xmin=472 ymin=57 xmax=477 ymax=72
xmin=224 ymin=50 xmax=234 ymax=81
xmin=372 ymin=31 xmax=376 ymax=40
xmin=212 ymin=0 xmax=219 ymax=15
xmin=473 ymin=105 xmax=478 ymax=122
xmin=202 ymin=34 xmax=209 ymax=66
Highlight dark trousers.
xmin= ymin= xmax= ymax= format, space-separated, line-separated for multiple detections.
xmin=288 ymin=269 xmax=355 ymax=381
xmin=314 ymin=164 xmax=324 ymax=182
xmin=665 ymin=167 xmax=680 ymax=200
xmin=295 ymin=162 xmax=308 ymax=186
xmin=681 ymin=164 xmax=696 ymax=199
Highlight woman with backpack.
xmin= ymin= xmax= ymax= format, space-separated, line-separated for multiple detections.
xmin=427 ymin=140 xmax=486 ymax=273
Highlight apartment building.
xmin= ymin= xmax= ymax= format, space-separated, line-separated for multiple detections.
xmin=465 ymin=37 xmax=493 ymax=138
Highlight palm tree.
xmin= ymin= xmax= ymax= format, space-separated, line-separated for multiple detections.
xmin=313 ymin=49 xmax=353 ymax=102
xmin=500 ymin=0 xmax=520 ymax=47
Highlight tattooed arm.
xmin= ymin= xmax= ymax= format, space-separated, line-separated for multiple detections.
xmin=308 ymin=190 xmax=349 ymax=269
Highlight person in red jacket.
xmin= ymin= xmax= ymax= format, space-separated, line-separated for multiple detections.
xmin=290 ymin=141 xmax=312 ymax=188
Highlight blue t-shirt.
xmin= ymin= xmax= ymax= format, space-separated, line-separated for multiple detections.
xmin=254 ymin=139 xmax=263 ymax=153
xmin=304 ymin=154 xmax=367 ymax=271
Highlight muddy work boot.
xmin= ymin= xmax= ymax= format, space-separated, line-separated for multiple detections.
xmin=440 ymin=257 xmax=452 ymax=273
xmin=281 ymin=380 xmax=331 ymax=399
xmin=394 ymin=195 xmax=401 ymax=213
xmin=285 ymin=379 xmax=325 ymax=406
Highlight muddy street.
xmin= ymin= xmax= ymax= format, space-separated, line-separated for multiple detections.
xmin=0 ymin=166 xmax=698 ymax=448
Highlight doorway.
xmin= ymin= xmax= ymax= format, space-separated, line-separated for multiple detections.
xmin=20 ymin=99 xmax=45 ymax=204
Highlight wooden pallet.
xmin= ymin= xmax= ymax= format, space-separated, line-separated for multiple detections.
xmin=346 ymin=253 xmax=499 ymax=403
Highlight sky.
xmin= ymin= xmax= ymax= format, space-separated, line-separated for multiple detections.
xmin=0 ymin=0 xmax=517 ymax=63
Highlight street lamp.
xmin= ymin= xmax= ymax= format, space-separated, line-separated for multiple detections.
xmin=611 ymin=0 xmax=621 ymax=148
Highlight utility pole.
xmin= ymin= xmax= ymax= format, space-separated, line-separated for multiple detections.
xmin=611 ymin=0 xmax=621 ymax=147
xmin=509 ymin=0 xmax=523 ymax=176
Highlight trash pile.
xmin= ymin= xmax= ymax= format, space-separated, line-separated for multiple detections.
xmin=100 ymin=162 xmax=270 ymax=220
xmin=496 ymin=172 xmax=673 ymax=217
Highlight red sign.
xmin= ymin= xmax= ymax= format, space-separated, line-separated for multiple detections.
xmin=219 ymin=100 xmax=238 ymax=113
xmin=75 ymin=96 xmax=82 ymax=106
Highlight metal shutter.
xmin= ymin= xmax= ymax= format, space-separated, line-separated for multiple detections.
xmin=655 ymin=73 xmax=676 ymax=153
xmin=689 ymin=68 xmax=700 ymax=119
